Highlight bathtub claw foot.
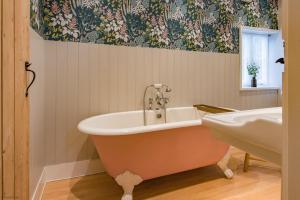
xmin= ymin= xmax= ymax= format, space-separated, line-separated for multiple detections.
xmin=116 ymin=171 xmax=143 ymax=200
xmin=217 ymin=147 xmax=234 ymax=179
xmin=223 ymin=168 xmax=234 ymax=179
xmin=121 ymin=194 xmax=133 ymax=200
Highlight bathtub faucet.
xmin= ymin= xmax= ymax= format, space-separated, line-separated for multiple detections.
xmin=143 ymin=84 xmax=172 ymax=125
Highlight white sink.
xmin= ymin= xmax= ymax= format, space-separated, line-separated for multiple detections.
xmin=202 ymin=107 xmax=282 ymax=165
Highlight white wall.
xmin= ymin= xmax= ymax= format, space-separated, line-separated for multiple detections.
xmin=43 ymin=41 xmax=280 ymax=165
xmin=29 ymin=29 xmax=47 ymax=198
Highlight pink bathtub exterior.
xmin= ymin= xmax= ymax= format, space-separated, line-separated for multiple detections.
xmin=91 ymin=125 xmax=229 ymax=180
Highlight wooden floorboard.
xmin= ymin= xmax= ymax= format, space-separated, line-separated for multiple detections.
xmin=42 ymin=150 xmax=281 ymax=200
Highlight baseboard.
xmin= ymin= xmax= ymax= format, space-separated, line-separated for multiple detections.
xmin=31 ymin=169 xmax=46 ymax=200
xmin=31 ymin=159 xmax=104 ymax=199
xmin=44 ymin=159 xmax=104 ymax=182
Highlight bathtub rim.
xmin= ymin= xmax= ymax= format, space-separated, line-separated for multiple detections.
xmin=78 ymin=107 xmax=202 ymax=136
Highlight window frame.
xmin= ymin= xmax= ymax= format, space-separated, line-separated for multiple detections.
xmin=239 ymin=26 xmax=281 ymax=91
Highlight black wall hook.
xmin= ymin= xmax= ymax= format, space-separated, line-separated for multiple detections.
xmin=275 ymin=58 xmax=285 ymax=64
xmin=25 ymin=61 xmax=36 ymax=97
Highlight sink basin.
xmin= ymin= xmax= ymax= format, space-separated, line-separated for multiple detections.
xmin=202 ymin=107 xmax=282 ymax=165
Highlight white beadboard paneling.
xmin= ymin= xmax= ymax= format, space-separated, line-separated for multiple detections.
xmin=118 ymin=46 xmax=128 ymax=112
xmin=134 ymin=47 xmax=145 ymax=109
xmin=66 ymin=42 xmax=81 ymax=162
xmin=44 ymin=159 xmax=104 ymax=182
xmin=44 ymin=41 xmax=57 ymax=165
xmin=98 ymin=44 xmax=110 ymax=114
xmin=127 ymin=47 xmax=136 ymax=111
xmin=89 ymin=44 xmax=100 ymax=116
xmin=30 ymin=29 xmax=47 ymax=199
xmin=78 ymin=43 xmax=90 ymax=121
xmin=55 ymin=42 xmax=69 ymax=163
xmin=44 ymin=42 xmax=280 ymax=165
xmin=152 ymin=48 xmax=160 ymax=84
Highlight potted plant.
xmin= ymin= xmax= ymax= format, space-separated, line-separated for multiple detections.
xmin=247 ymin=62 xmax=260 ymax=87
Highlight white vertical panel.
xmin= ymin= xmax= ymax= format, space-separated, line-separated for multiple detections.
xmin=134 ymin=47 xmax=145 ymax=109
xmin=89 ymin=44 xmax=100 ymax=116
xmin=152 ymin=48 xmax=160 ymax=83
xmin=171 ymin=50 xmax=179 ymax=106
xmin=44 ymin=41 xmax=57 ymax=165
xmin=145 ymin=47 xmax=153 ymax=88
xmin=118 ymin=46 xmax=129 ymax=111
xmin=196 ymin=52 xmax=204 ymax=104
xmin=55 ymin=42 xmax=68 ymax=163
xmin=76 ymin=43 xmax=91 ymax=162
xmin=108 ymin=45 xmax=119 ymax=112
xmin=181 ymin=51 xmax=189 ymax=105
xmin=159 ymin=49 xmax=168 ymax=85
xmin=78 ymin=43 xmax=90 ymax=119
xmin=66 ymin=42 xmax=81 ymax=161
xmin=127 ymin=47 xmax=136 ymax=111
xmin=98 ymin=44 xmax=109 ymax=114
xmin=29 ymin=30 xmax=47 ymax=197
xmin=187 ymin=51 xmax=194 ymax=105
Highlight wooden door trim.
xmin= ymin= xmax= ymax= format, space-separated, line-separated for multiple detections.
xmin=0 ymin=0 xmax=2 ymax=198
xmin=2 ymin=0 xmax=16 ymax=198
xmin=14 ymin=0 xmax=30 ymax=198
xmin=1 ymin=0 xmax=29 ymax=199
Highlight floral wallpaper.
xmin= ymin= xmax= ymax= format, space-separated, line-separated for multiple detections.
xmin=31 ymin=0 xmax=279 ymax=53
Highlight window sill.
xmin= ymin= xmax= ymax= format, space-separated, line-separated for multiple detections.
xmin=240 ymin=86 xmax=280 ymax=91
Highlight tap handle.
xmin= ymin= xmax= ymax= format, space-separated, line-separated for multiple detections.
xmin=164 ymin=98 xmax=169 ymax=104
xmin=148 ymin=98 xmax=153 ymax=109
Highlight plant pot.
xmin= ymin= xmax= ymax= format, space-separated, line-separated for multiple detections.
xmin=251 ymin=77 xmax=257 ymax=87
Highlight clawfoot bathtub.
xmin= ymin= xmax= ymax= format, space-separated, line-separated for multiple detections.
xmin=78 ymin=107 xmax=233 ymax=200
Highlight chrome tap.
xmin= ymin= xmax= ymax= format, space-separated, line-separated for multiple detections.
xmin=143 ymin=84 xmax=172 ymax=125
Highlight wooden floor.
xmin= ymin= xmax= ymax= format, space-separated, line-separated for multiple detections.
xmin=42 ymin=150 xmax=281 ymax=200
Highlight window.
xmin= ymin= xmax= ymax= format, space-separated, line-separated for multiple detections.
xmin=242 ymin=33 xmax=269 ymax=87
xmin=240 ymin=27 xmax=284 ymax=90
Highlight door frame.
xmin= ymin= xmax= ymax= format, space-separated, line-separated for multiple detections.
xmin=1 ymin=0 xmax=300 ymax=199
xmin=1 ymin=0 xmax=30 ymax=199
xmin=282 ymin=0 xmax=300 ymax=199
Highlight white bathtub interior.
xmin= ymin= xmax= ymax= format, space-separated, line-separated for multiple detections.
xmin=78 ymin=107 xmax=204 ymax=135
